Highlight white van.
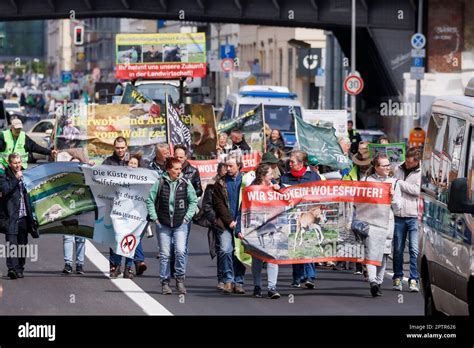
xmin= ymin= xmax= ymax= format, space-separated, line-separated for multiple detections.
xmin=218 ymin=85 xmax=303 ymax=148
xmin=418 ymin=77 xmax=474 ymax=315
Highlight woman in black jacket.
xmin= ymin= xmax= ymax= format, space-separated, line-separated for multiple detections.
xmin=202 ymin=162 xmax=227 ymax=290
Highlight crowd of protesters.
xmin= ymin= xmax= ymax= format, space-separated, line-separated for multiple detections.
xmin=0 ymin=120 xmax=421 ymax=299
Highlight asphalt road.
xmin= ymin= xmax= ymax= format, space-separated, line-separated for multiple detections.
xmin=0 ymin=224 xmax=424 ymax=315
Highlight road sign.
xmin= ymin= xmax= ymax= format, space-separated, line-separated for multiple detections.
xmin=411 ymin=49 xmax=425 ymax=58
xmin=412 ymin=57 xmax=424 ymax=67
xmin=61 ymin=71 xmax=72 ymax=84
xmin=221 ymin=58 xmax=234 ymax=72
xmin=343 ymin=74 xmax=364 ymax=95
xmin=411 ymin=33 xmax=426 ymax=49
xmin=410 ymin=66 xmax=424 ymax=80
xmin=220 ymin=44 xmax=235 ymax=59
xmin=232 ymin=71 xmax=251 ymax=79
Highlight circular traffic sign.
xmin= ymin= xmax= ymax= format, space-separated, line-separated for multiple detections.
xmin=344 ymin=74 xmax=364 ymax=95
xmin=411 ymin=33 xmax=426 ymax=49
xmin=221 ymin=58 xmax=234 ymax=72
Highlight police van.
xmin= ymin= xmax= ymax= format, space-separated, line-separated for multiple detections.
xmin=418 ymin=77 xmax=474 ymax=315
xmin=218 ymin=85 xmax=303 ymax=149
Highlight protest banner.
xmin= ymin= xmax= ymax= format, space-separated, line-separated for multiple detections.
xmin=166 ymin=94 xmax=192 ymax=151
xmin=178 ymin=104 xmax=217 ymax=159
xmin=303 ymin=109 xmax=348 ymax=139
xmin=24 ymin=163 xmax=158 ymax=257
xmin=295 ymin=115 xmax=351 ymax=170
xmin=241 ymin=180 xmax=391 ymax=266
xmin=217 ymin=104 xmax=265 ymax=154
xmin=189 ymin=152 xmax=261 ymax=193
xmin=368 ymin=143 xmax=406 ymax=165
xmin=116 ymin=33 xmax=207 ymax=79
xmin=57 ymin=104 xmax=167 ymax=164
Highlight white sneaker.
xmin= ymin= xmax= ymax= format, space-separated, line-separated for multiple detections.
xmin=408 ymin=279 xmax=419 ymax=292
xmin=392 ymin=278 xmax=403 ymax=291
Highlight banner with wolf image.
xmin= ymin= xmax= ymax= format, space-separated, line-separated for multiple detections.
xmin=241 ymin=181 xmax=392 ymax=266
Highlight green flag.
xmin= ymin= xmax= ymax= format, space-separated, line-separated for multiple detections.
xmin=120 ymin=83 xmax=154 ymax=104
xmin=217 ymin=104 xmax=265 ymax=153
xmin=295 ymin=115 xmax=350 ymax=170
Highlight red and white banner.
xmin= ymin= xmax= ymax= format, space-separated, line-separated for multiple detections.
xmin=116 ymin=63 xmax=207 ymax=79
xmin=241 ymin=181 xmax=392 ymax=266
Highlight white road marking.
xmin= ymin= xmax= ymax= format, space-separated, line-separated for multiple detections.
xmin=85 ymin=240 xmax=172 ymax=316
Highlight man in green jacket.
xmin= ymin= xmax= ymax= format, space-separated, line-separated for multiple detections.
xmin=146 ymin=157 xmax=198 ymax=295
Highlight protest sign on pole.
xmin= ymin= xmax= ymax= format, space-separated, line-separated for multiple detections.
xmin=166 ymin=94 xmax=192 ymax=151
xmin=217 ymin=104 xmax=265 ymax=154
xmin=116 ymin=33 xmax=207 ymax=79
xmin=368 ymin=143 xmax=406 ymax=166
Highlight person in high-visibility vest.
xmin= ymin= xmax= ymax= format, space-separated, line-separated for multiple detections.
xmin=348 ymin=120 xmax=362 ymax=155
xmin=0 ymin=119 xmax=57 ymax=170
xmin=409 ymin=127 xmax=425 ymax=148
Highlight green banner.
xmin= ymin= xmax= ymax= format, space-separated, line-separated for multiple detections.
xmin=295 ymin=115 xmax=351 ymax=170
xmin=368 ymin=143 xmax=406 ymax=165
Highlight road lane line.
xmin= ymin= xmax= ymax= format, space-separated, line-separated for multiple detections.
xmin=85 ymin=240 xmax=173 ymax=316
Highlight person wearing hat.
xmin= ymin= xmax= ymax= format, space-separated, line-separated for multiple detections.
xmin=308 ymin=156 xmax=327 ymax=180
xmin=0 ymin=118 xmax=57 ymax=171
xmin=343 ymin=141 xmax=371 ymax=181
xmin=261 ymin=151 xmax=282 ymax=180
xmin=343 ymin=141 xmax=371 ymax=276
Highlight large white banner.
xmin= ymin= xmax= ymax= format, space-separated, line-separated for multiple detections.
xmin=83 ymin=166 xmax=159 ymax=257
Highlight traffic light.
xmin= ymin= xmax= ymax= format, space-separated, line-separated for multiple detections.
xmin=74 ymin=26 xmax=84 ymax=45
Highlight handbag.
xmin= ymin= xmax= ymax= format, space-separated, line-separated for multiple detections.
xmin=351 ymin=219 xmax=370 ymax=242
xmin=351 ymin=206 xmax=370 ymax=241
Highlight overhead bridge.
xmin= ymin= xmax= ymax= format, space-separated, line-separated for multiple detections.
xmin=0 ymin=0 xmax=418 ymax=127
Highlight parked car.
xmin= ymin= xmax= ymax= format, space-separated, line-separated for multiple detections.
xmin=3 ymin=98 xmax=24 ymax=115
xmin=358 ymin=129 xmax=385 ymax=143
xmin=27 ymin=119 xmax=54 ymax=160
xmin=418 ymin=77 xmax=474 ymax=316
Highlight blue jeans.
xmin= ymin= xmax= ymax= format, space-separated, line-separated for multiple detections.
xmin=157 ymin=223 xmax=188 ymax=281
xmin=63 ymin=235 xmax=85 ymax=266
xmin=134 ymin=241 xmax=145 ymax=263
xmin=292 ymin=263 xmax=316 ymax=284
xmin=109 ymin=249 xmax=133 ymax=267
xmin=216 ymin=229 xmax=246 ymax=284
xmin=252 ymin=257 xmax=279 ymax=290
xmin=393 ymin=216 xmax=419 ymax=281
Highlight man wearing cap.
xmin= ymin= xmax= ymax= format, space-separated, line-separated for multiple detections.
xmin=0 ymin=119 xmax=57 ymax=170
xmin=343 ymin=141 xmax=371 ymax=181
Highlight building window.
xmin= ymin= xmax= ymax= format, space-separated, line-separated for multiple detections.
xmin=331 ymin=0 xmax=351 ymax=11
xmin=288 ymin=48 xmax=293 ymax=89
xmin=279 ymin=48 xmax=283 ymax=86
